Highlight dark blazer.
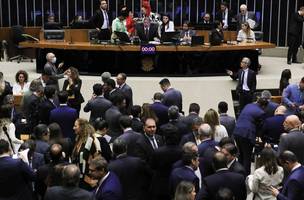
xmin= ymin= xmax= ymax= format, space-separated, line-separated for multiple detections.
xmin=96 ymin=136 xmax=112 ymax=162
xmin=277 ymin=166 xmax=304 ymax=200
xmin=38 ymin=98 xmax=57 ymax=124
xmin=84 ymin=96 xmax=112 ymax=123
xmin=31 ymin=151 xmax=45 ymax=171
xmin=198 ymin=139 xmax=218 ymax=157
xmin=118 ymin=83 xmax=133 ymax=113
xmin=44 ymin=62 xmax=64 ymax=91
xmin=229 ymin=159 xmax=246 ymax=177
xmin=179 ymin=132 xmax=197 ymax=146
xmin=62 ymin=79 xmax=84 ymax=108
xmin=35 ymin=140 xmax=50 ymax=155
xmin=150 ymin=102 xmax=169 ymax=126
xmin=136 ymin=23 xmax=159 ymax=42
xmin=181 ymin=113 xmax=199 ymax=132
xmin=0 ymin=156 xmax=35 ymax=200
xmin=196 ymin=169 xmax=247 ymax=200
xmin=219 ymin=113 xmax=236 ymax=137
xmin=50 ymin=105 xmax=78 ymax=141
xmin=169 ymin=166 xmax=200 ymax=195
xmin=160 ymin=120 xmax=188 ymax=142
xmin=231 ymin=68 xmax=257 ymax=94
xmin=278 ymin=130 xmax=304 ymax=165
xmin=288 ymin=12 xmax=304 ymax=36
xmin=105 ymin=106 xmax=123 ymax=139
xmin=95 ymin=172 xmax=123 ymax=200
xmin=108 ymin=154 xmax=151 ymax=200
xmin=264 ymin=101 xmax=279 ymax=118
xmin=215 ymin=10 xmax=234 ymax=27
xmin=117 ymin=129 xmax=142 ymax=156
xmin=131 ymin=118 xmax=143 ymax=133
xmin=45 ymin=186 xmax=94 ymax=200
xmin=90 ymin=8 xmax=111 ymax=30
xmin=26 ymin=93 xmax=41 ymax=130
xmin=134 ymin=134 xmax=164 ymax=161
xmin=149 ymin=145 xmax=182 ymax=198
xmin=261 ymin=114 xmax=285 ymax=144
xmin=163 ymin=88 xmax=183 ymax=112
xmin=0 ymin=81 xmax=12 ymax=105
xmin=209 ymin=29 xmax=224 ymax=45
xmin=236 ymin=11 xmax=257 ymax=30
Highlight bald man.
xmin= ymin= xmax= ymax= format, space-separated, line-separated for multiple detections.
xmin=236 ymin=4 xmax=257 ymax=30
xmin=278 ymin=115 xmax=304 ymax=164
xmin=44 ymin=52 xmax=66 ymax=91
xmin=261 ymin=105 xmax=287 ymax=145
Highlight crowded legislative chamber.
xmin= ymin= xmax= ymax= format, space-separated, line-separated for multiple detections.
xmin=1 ymin=0 xmax=304 ymax=200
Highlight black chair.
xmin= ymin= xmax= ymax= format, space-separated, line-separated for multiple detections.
xmin=9 ymin=25 xmax=33 ymax=63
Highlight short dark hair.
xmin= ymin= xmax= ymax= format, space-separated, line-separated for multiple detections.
xmin=44 ymin=86 xmax=56 ymax=99
xmin=153 ymin=92 xmax=163 ymax=101
xmin=111 ymin=93 xmax=125 ymax=106
xmin=189 ymin=103 xmax=200 ymax=114
xmin=301 ymin=77 xmax=304 ymax=83
xmin=106 ymin=78 xmax=116 ymax=89
xmin=0 ymin=104 xmax=12 ymax=118
xmin=168 ymin=105 xmax=180 ymax=120
xmin=182 ymin=152 xmax=199 ymax=166
xmin=218 ymin=101 xmax=228 ymax=113
xmin=57 ymin=91 xmax=68 ymax=104
xmin=131 ymin=105 xmax=142 ymax=118
xmin=118 ymin=73 xmax=127 ymax=80
xmin=48 ymin=123 xmax=63 ymax=140
xmin=94 ymin=118 xmax=108 ymax=131
xmin=91 ymin=156 xmax=108 ymax=173
xmin=15 ymin=70 xmax=29 ymax=83
xmin=213 ymin=151 xmax=228 ymax=170
xmin=257 ymin=97 xmax=269 ymax=108
xmin=119 ymin=115 xmax=132 ymax=129
xmin=112 ymin=138 xmax=127 ymax=156
xmin=93 ymin=83 xmax=103 ymax=96
xmin=159 ymin=78 xmax=170 ymax=86
xmin=222 ymin=143 xmax=238 ymax=156
xmin=160 ymin=123 xmax=179 ymax=145
xmin=33 ymin=124 xmax=48 ymax=140
xmin=0 ymin=139 xmax=10 ymax=154
xmin=218 ymin=137 xmax=235 ymax=148
xmin=279 ymin=150 xmax=298 ymax=163
xmin=220 ymin=1 xmax=228 ymax=8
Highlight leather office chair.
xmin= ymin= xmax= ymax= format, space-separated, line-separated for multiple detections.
xmin=9 ymin=25 xmax=33 ymax=63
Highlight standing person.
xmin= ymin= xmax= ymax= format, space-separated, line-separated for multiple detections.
xmin=116 ymin=73 xmax=133 ymax=114
xmin=204 ymin=109 xmax=228 ymax=142
xmin=90 ymin=0 xmax=111 ymax=40
xmin=12 ymin=70 xmax=30 ymax=95
xmin=236 ymin=4 xmax=257 ymax=30
xmin=287 ymin=7 xmax=304 ymax=65
xmin=159 ymin=78 xmax=183 ymax=113
xmin=215 ymin=1 xmax=234 ymax=30
xmin=63 ymin=67 xmax=84 ymax=116
xmin=227 ymin=57 xmax=257 ymax=111
xmin=282 ymin=77 xmax=304 ymax=115
xmin=44 ymin=52 xmax=65 ymax=91
xmin=0 ymin=72 xmax=12 ymax=106
xmin=218 ymin=101 xmax=235 ymax=137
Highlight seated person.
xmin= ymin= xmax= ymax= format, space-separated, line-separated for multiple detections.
xmin=44 ymin=14 xmax=63 ymax=30
xmin=126 ymin=11 xmax=136 ymax=36
xmin=237 ymin=22 xmax=255 ymax=42
xmin=209 ymin=21 xmax=224 ymax=45
xmin=198 ymin=13 xmax=214 ymax=30
xmin=159 ymin=13 xmax=175 ymax=36
xmin=70 ymin=15 xmax=83 ymax=26
xmin=111 ymin=10 xmax=129 ymax=42
xmin=136 ymin=17 xmax=160 ymax=43
xmin=180 ymin=21 xmax=196 ymax=43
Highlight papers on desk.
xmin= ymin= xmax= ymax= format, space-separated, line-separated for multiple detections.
xmin=149 ymin=41 xmax=160 ymax=45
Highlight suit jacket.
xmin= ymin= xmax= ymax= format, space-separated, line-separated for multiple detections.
xmin=0 ymin=81 xmax=12 ymax=105
xmin=96 ymin=136 xmax=112 ymax=162
xmin=108 ymin=155 xmax=151 ymax=200
xmin=198 ymin=139 xmax=218 ymax=157
xmin=209 ymin=29 xmax=224 ymax=45
xmin=45 ymin=186 xmax=94 ymax=200
xmin=261 ymin=114 xmax=285 ymax=144
xmin=179 ymin=132 xmax=197 ymax=146
xmin=233 ymin=103 xmax=265 ymax=143
xmin=44 ymin=62 xmax=64 ymax=91
xmin=105 ymin=106 xmax=123 ymax=139
xmin=236 ymin=11 xmax=257 ymax=30
xmin=26 ymin=93 xmax=42 ymax=130
xmin=0 ymin=156 xmax=35 ymax=200
xmin=278 ymin=130 xmax=304 ymax=165
xmin=231 ymin=68 xmax=256 ymax=94
xmin=160 ymin=120 xmax=188 ymax=143
xmin=196 ymin=169 xmax=247 ymax=200
xmin=84 ymin=96 xmax=112 ymax=123
xmin=90 ymin=9 xmax=111 ymax=30
xmin=229 ymin=159 xmax=246 ymax=177
xmin=134 ymin=133 xmax=164 ymax=162
xmin=215 ymin=10 xmax=234 ymax=28
xmin=181 ymin=113 xmax=199 ymax=132
xmin=131 ymin=118 xmax=143 ymax=133
xmin=95 ymin=172 xmax=123 ymax=200
xmin=136 ymin=23 xmax=159 ymax=42
xmin=50 ymin=105 xmax=78 ymax=141
xmin=62 ymin=79 xmax=84 ymax=107
xmin=288 ymin=12 xmax=304 ymax=37
xmin=38 ymin=98 xmax=57 ymax=124
xmin=264 ymin=101 xmax=279 ymax=118
xmin=30 ymin=151 xmax=45 ymax=171
xmin=278 ymin=166 xmax=304 ymax=200
xmin=117 ymin=129 xmax=142 ymax=156
xmin=163 ymin=88 xmax=183 ymax=112
xmin=118 ymin=83 xmax=133 ymax=113
xmin=219 ymin=113 xmax=236 ymax=137
xmin=150 ymin=102 xmax=169 ymax=126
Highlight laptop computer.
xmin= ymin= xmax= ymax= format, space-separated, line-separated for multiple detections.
xmin=114 ymin=31 xmax=131 ymax=43
xmin=161 ymin=31 xmax=180 ymax=43
xmin=191 ymin=36 xmax=204 ymax=46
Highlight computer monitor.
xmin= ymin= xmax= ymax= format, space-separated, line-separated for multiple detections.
xmin=70 ymin=20 xmax=92 ymax=29
xmin=114 ymin=31 xmax=131 ymax=43
xmin=191 ymin=36 xmax=204 ymax=46
xmin=44 ymin=30 xmax=65 ymax=40
xmin=161 ymin=31 xmax=180 ymax=43
xmin=43 ymin=22 xmax=63 ymax=30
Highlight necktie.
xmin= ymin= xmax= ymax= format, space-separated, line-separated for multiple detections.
xmin=104 ymin=10 xmax=109 ymax=28
xmin=242 ymin=15 xmax=245 ymax=23
xmin=241 ymin=70 xmax=245 ymax=86
xmin=150 ymin=137 xmax=158 ymax=150
xmin=145 ymin=28 xmax=149 ymax=39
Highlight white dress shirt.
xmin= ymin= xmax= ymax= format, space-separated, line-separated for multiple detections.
xmin=242 ymin=68 xmax=250 ymax=91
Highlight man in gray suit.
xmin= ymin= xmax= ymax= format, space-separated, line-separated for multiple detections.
xmin=84 ymin=83 xmax=112 ymax=123
xmin=236 ymin=4 xmax=257 ymax=30
xmin=44 ymin=52 xmax=66 ymax=91
xmin=278 ymin=115 xmax=304 ymax=165
xmin=218 ymin=101 xmax=235 ymax=137
xmin=116 ymin=73 xmax=133 ymax=114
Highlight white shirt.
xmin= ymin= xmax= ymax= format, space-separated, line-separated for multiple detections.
xmin=223 ymin=9 xmax=229 ymax=28
xmin=242 ymin=68 xmax=250 ymax=91
xmin=214 ymin=125 xmax=228 ymax=142
xmin=12 ymin=82 xmax=30 ymax=95
xmin=101 ymin=9 xmax=109 ymax=29
xmin=162 ymin=21 xmax=175 ymax=32
xmin=237 ymin=29 xmax=256 ymax=42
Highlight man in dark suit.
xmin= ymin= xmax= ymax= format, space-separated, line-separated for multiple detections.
xmin=90 ymin=0 xmax=111 ymax=40
xmin=261 ymin=90 xmax=279 ymax=118
xmin=149 ymin=124 xmax=183 ymax=200
xmin=233 ymin=98 xmax=268 ymax=175
xmin=0 ymin=139 xmax=35 ymax=200
xmin=227 ymin=57 xmax=257 ymax=111
xmin=45 ymin=164 xmax=94 ymax=200
xmin=159 ymin=78 xmax=183 ymax=113
xmin=44 ymin=52 xmax=65 ymax=91
xmin=181 ymin=103 xmax=200 ymax=132
xmin=104 ymin=79 xmax=123 ymax=103
xmin=196 ymin=152 xmax=247 ymax=200
xmin=116 ymin=73 xmax=133 ymax=114
xmin=150 ymin=92 xmax=169 ymax=126
xmin=236 ymin=4 xmax=257 ymax=30
xmin=287 ymin=7 xmax=304 ymax=65
xmin=130 ymin=105 xmax=144 ymax=133
xmin=278 ymin=115 xmax=304 ymax=165
xmin=50 ymin=91 xmax=78 ymax=142
xmin=84 ymin=83 xmax=112 ymax=123
xmin=38 ymin=86 xmax=58 ymax=124
xmin=109 ymin=138 xmax=151 ymax=200
xmin=209 ymin=21 xmax=224 ymax=45
xmin=33 ymin=124 xmax=50 ymax=155
xmin=19 ymin=139 xmax=45 ymax=171
xmin=180 ymin=117 xmax=203 ymax=146
xmin=197 ymin=123 xmax=218 ymax=156
xmin=134 ymin=117 xmax=164 ymax=162
xmin=105 ymin=93 xmax=125 ymax=140
xmin=136 ymin=17 xmax=160 ymax=43
xmin=221 ymin=143 xmax=246 ymax=177
xmin=90 ymin=157 xmax=123 ymax=200
xmin=218 ymin=101 xmax=235 ymax=137
xmin=117 ymin=115 xmax=142 ymax=156
xmin=270 ymin=151 xmax=304 ymax=200
xmin=215 ymin=1 xmax=234 ymax=30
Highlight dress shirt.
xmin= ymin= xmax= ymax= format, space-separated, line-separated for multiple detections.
xmin=222 ymin=9 xmax=229 ymax=28
xmin=227 ymin=158 xmax=237 ymax=168
xmin=237 ymin=30 xmax=256 ymax=42
xmin=283 ymin=84 xmax=304 ymax=107
xmin=242 ymin=68 xmax=250 ymax=91
xmin=291 ymin=163 xmax=301 ymax=172
xmin=101 ymin=9 xmax=109 ymax=29
xmin=145 ymin=134 xmax=158 ymax=149
xmin=12 ymin=82 xmax=30 ymax=95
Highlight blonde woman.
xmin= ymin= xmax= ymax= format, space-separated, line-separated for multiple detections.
xmin=237 ymin=22 xmax=256 ymax=42
xmin=204 ymin=109 xmax=228 ymax=142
